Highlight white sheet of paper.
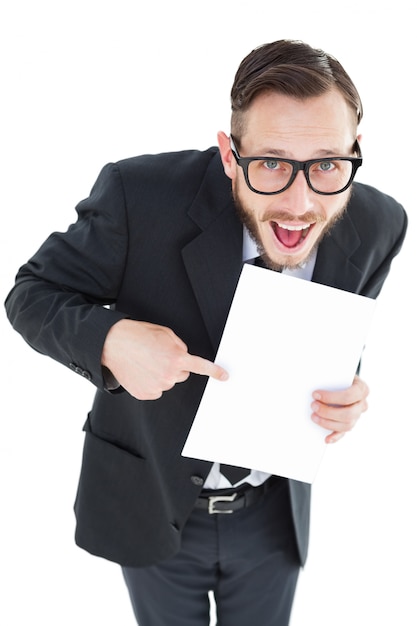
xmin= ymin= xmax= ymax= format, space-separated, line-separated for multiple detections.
xmin=182 ymin=263 xmax=376 ymax=483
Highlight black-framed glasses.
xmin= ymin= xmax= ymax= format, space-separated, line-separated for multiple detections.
xmin=230 ymin=135 xmax=362 ymax=196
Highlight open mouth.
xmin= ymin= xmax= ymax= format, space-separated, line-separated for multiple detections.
xmin=272 ymin=221 xmax=314 ymax=249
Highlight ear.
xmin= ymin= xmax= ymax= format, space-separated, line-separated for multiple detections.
xmin=217 ymin=131 xmax=235 ymax=180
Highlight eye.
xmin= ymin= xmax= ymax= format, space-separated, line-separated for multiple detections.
xmin=317 ymin=160 xmax=335 ymax=172
xmin=263 ymin=159 xmax=280 ymax=171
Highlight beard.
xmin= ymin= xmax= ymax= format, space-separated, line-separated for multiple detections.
xmin=233 ymin=183 xmax=352 ymax=271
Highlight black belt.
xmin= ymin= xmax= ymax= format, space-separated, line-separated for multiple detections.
xmin=194 ymin=476 xmax=284 ymax=514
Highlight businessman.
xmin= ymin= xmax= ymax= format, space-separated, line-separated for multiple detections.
xmin=5 ymin=39 xmax=407 ymax=625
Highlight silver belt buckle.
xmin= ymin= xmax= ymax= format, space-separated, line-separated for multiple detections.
xmin=208 ymin=492 xmax=238 ymax=514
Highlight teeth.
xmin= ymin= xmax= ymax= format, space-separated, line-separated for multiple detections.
xmin=277 ymin=223 xmax=311 ymax=231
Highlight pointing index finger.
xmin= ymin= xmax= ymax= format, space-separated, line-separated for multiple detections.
xmin=186 ymin=354 xmax=229 ymax=381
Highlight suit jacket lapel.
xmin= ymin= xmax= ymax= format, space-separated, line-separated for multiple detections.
xmin=182 ymin=153 xmax=243 ymax=351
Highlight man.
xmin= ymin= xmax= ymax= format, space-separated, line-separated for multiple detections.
xmin=5 ymin=40 xmax=407 ymax=625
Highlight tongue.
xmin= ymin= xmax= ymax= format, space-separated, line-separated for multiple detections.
xmin=275 ymin=225 xmax=305 ymax=248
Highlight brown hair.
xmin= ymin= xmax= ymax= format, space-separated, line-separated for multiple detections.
xmin=231 ymin=39 xmax=363 ymax=139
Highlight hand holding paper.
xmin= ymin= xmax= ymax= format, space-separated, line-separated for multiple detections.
xmin=311 ymin=375 xmax=370 ymax=444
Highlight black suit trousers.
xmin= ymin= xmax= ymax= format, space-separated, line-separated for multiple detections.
xmin=122 ymin=479 xmax=300 ymax=626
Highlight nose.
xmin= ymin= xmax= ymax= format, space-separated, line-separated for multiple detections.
xmin=281 ymin=170 xmax=315 ymax=215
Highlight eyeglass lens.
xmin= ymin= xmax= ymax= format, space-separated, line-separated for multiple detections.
xmin=247 ymin=158 xmax=354 ymax=194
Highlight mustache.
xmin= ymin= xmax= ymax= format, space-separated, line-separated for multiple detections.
xmin=260 ymin=210 xmax=325 ymax=224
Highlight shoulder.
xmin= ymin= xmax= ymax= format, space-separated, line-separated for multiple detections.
xmin=348 ymin=182 xmax=407 ymax=224
xmin=82 ymin=147 xmax=222 ymax=203
xmin=346 ymin=182 xmax=407 ymax=244
xmin=117 ymin=146 xmax=219 ymax=169
xmin=114 ymin=146 xmax=221 ymax=192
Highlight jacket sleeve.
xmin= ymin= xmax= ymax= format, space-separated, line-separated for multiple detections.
xmin=4 ymin=163 xmax=130 ymax=390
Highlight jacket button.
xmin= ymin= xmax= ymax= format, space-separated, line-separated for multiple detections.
xmin=69 ymin=362 xmax=92 ymax=381
xmin=190 ymin=475 xmax=204 ymax=487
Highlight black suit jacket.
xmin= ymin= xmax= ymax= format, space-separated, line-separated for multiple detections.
xmin=5 ymin=147 xmax=407 ymax=567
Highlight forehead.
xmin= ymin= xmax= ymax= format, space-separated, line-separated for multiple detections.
xmin=241 ymin=89 xmax=357 ymax=155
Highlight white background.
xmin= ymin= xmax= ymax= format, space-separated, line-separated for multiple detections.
xmin=1 ymin=1 xmax=415 ymax=624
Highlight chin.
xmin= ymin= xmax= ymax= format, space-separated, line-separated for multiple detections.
xmin=263 ymin=246 xmax=317 ymax=271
